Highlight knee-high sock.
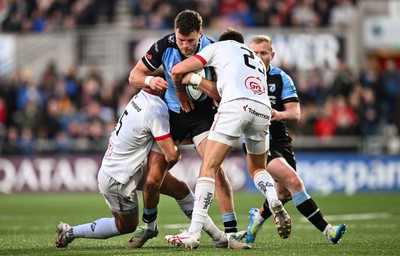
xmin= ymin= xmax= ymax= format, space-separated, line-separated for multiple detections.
xmin=68 ymin=218 xmax=120 ymax=239
xmin=293 ymin=190 xmax=329 ymax=232
xmin=176 ymin=191 xmax=222 ymax=240
xmin=188 ymin=177 xmax=215 ymax=236
xmin=253 ymin=170 xmax=278 ymax=207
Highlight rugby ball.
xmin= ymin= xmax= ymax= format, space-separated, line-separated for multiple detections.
xmin=185 ymin=67 xmax=211 ymax=102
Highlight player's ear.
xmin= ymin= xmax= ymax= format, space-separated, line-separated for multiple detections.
xmin=199 ymin=28 xmax=203 ymax=36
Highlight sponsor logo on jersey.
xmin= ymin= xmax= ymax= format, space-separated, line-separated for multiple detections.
xmin=245 ymin=76 xmax=266 ymax=95
xmin=131 ymin=100 xmax=142 ymax=112
xmin=203 ymin=192 xmax=213 ymax=209
xmin=243 ymin=104 xmax=269 ymax=119
xmin=269 ymin=83 xmax=276 ymax=93
xmin=269 ymin=95 xmax=276 ymax=105
xmin=168 ymin=35 xmax=175 ymax=44
xmin=104 ymin=140 xmax=114 ymax=157
xmin=146 ymin=53 xmax=152 ymax=60
xmin=154 ymin=42 xmax=159 ymax=53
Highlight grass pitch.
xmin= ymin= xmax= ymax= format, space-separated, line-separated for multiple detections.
xmin=1 ymin=192 xmax=399 ymax=256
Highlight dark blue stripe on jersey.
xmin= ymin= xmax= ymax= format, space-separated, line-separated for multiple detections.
xmin=268 ymin=65 xmax=299 ymax=140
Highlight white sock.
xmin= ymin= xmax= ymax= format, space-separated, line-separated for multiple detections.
xmin=188 ymin=177 xmax=215 ymax=236
xmin=144 ymin=221 xmax=156 ymax=231
xmin=176 ymin=192 xmax=195 ymax=219
xmin=255 ymin=211 xmax=266 ymax=227
xmin=176 ymin=191 xmax=222 ymax=240
xmin=253 ymin=170 xmax=278 ymax=206
xmin=70 ymin=218 xmax=120 ymax=239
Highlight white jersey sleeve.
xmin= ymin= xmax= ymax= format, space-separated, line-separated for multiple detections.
xmin=100 ymin=90 xmax=170 ymax=184
xmin=195 ymin=41 xmax=271 ymax=108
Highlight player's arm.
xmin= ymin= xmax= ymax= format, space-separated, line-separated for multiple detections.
xmin=155 ymin=136 xmax=180 ymax=170
xmin=182 ymin=72 xmax=221 ymax=102
xmin=271 ymin=102 xmax=300 ymax=122
xmin=171 ymin=56 xmax=204 ymax=112
xmin=129 ymin=60 xmax=169 ymax=91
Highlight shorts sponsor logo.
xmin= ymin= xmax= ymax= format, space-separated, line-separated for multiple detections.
xmin=245 ymin=76 xmax=266 ymax=95
xmin=243 ymin=104 xmax=269 ymax=119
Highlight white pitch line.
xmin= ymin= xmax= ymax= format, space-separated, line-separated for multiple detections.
xmin=300 ymin=212 xmax=392 ymax=222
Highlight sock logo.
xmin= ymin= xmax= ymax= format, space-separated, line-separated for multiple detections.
xmin=257 ymin=181 xmax=274 ymax=194
xmin=184 ymin=210 xmax=193 ymax=218
xmin=91 ymin=221 xmax=97 ymax=232
xmin=203 ymin=192 xmax=213 ymax=209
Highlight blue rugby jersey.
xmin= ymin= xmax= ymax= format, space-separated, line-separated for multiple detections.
xmin=141 ymin=33 xmax=214 ymax=114
xmin=267 ymin=65 xmax=299 ymax=140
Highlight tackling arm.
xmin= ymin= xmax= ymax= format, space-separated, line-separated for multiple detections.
xmin=271 ymin=102 xmax=301 ymax=122
xmin=156 ymin=138 xmax=181 ymax=170
xmin=129 ymin=61 xmax=169 ymax=91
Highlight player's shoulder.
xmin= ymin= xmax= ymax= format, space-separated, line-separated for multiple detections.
xmin=269 ymin=65 xmax=285 ymax=75
xmin=155 ymin=33 xmax=177 ymax=50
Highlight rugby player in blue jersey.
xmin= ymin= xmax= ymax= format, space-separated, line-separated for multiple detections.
xmin=244 ymin=35 xmax=347 ymax=244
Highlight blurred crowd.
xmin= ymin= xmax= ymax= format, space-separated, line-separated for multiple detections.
xmin=0 ymin=0 xmax=357 ymax=32
xmin=1 ymin=0 xmax=400 ymax=155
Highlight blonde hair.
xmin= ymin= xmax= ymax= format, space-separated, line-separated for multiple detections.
xmin=249 ymin=35 xmax=273 ymax=46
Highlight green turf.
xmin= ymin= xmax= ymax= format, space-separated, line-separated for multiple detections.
xmin=1 ymin=192 xmax=399 ymax=255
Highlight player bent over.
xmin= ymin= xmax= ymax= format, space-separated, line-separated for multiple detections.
xmin=55 ymin=88 xmax=228 ymax=248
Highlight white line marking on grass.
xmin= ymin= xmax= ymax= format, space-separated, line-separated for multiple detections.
xmin=163 ymin=224 xmax=190 ymax=229
xmin=299 ymin=212 xmax=392 ymax=222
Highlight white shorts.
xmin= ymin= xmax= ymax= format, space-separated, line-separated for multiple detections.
xmin=208 ymin=99 xmax=271 ymax=154
xmin=97 ymin=168 xmax=145 ymax=215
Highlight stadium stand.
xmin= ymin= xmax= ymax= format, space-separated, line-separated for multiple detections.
xmin=0 ymin=0 xmax=399 ymax=155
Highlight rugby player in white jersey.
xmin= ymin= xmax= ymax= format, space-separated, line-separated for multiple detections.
xmin=55 ymin=87 xmax=226 ymax=248
xmin=165 ymin=28 xmax=291 ymax=249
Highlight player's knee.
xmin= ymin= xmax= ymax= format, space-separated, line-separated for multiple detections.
xmin=278 ymin=191 xmax=292 ymax=202
xmin=115 ymin=218 xmax=137 ymax=234
xmin=144 ymin=177 xmax=162 ymax=193
xmin=289 ymin=176 xmax=304 ymax=191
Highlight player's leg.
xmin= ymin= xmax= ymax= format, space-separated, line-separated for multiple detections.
xmin=127 ymin=150 xmax=167 ymax=248
xmin=161 ymin=171 xmax=231 ymax=247
xmin=257 ymin=157 xmax=347 ymax=244
xmin=56 ymin=169 xmax=139 ymax=248
xmin=196 ymin=137 xmax=238 ymax=234
xmin=245 ymin=138 xmax=292 ymax=241
xmin=166 ymin=137 xmax=245 ymax=249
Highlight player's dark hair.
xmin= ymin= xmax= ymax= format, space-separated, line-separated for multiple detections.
xmin=218 ymin=28 xmax=244 ymax=43
xmin=174 ymin=9 xmax=202 ymax=36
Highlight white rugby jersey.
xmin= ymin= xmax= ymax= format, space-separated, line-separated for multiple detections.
xmin=194 ymin=40 xmax=270 ymax=107
xmin=101 ymin=90 xmax=171 ymax=184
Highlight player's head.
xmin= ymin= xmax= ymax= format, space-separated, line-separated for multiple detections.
xmin=174 ymin=9 xmax=203 ymax=56
xmin=249 ymin=35 xmax=275 ymax=68
xmin=218 ymin=28 xmax=244 ymax=43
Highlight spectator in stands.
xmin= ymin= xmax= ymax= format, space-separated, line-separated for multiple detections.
xmin=382 ymin=59 xmax=400 ymax=125
xmin=291 ymin=0 xmax=318 ymax=28
xmin=329 ymin=0 xmax=356 ymax=28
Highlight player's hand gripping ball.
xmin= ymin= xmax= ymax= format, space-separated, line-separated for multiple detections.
xmin=186 ymin=68 xmax=211 ymax=102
